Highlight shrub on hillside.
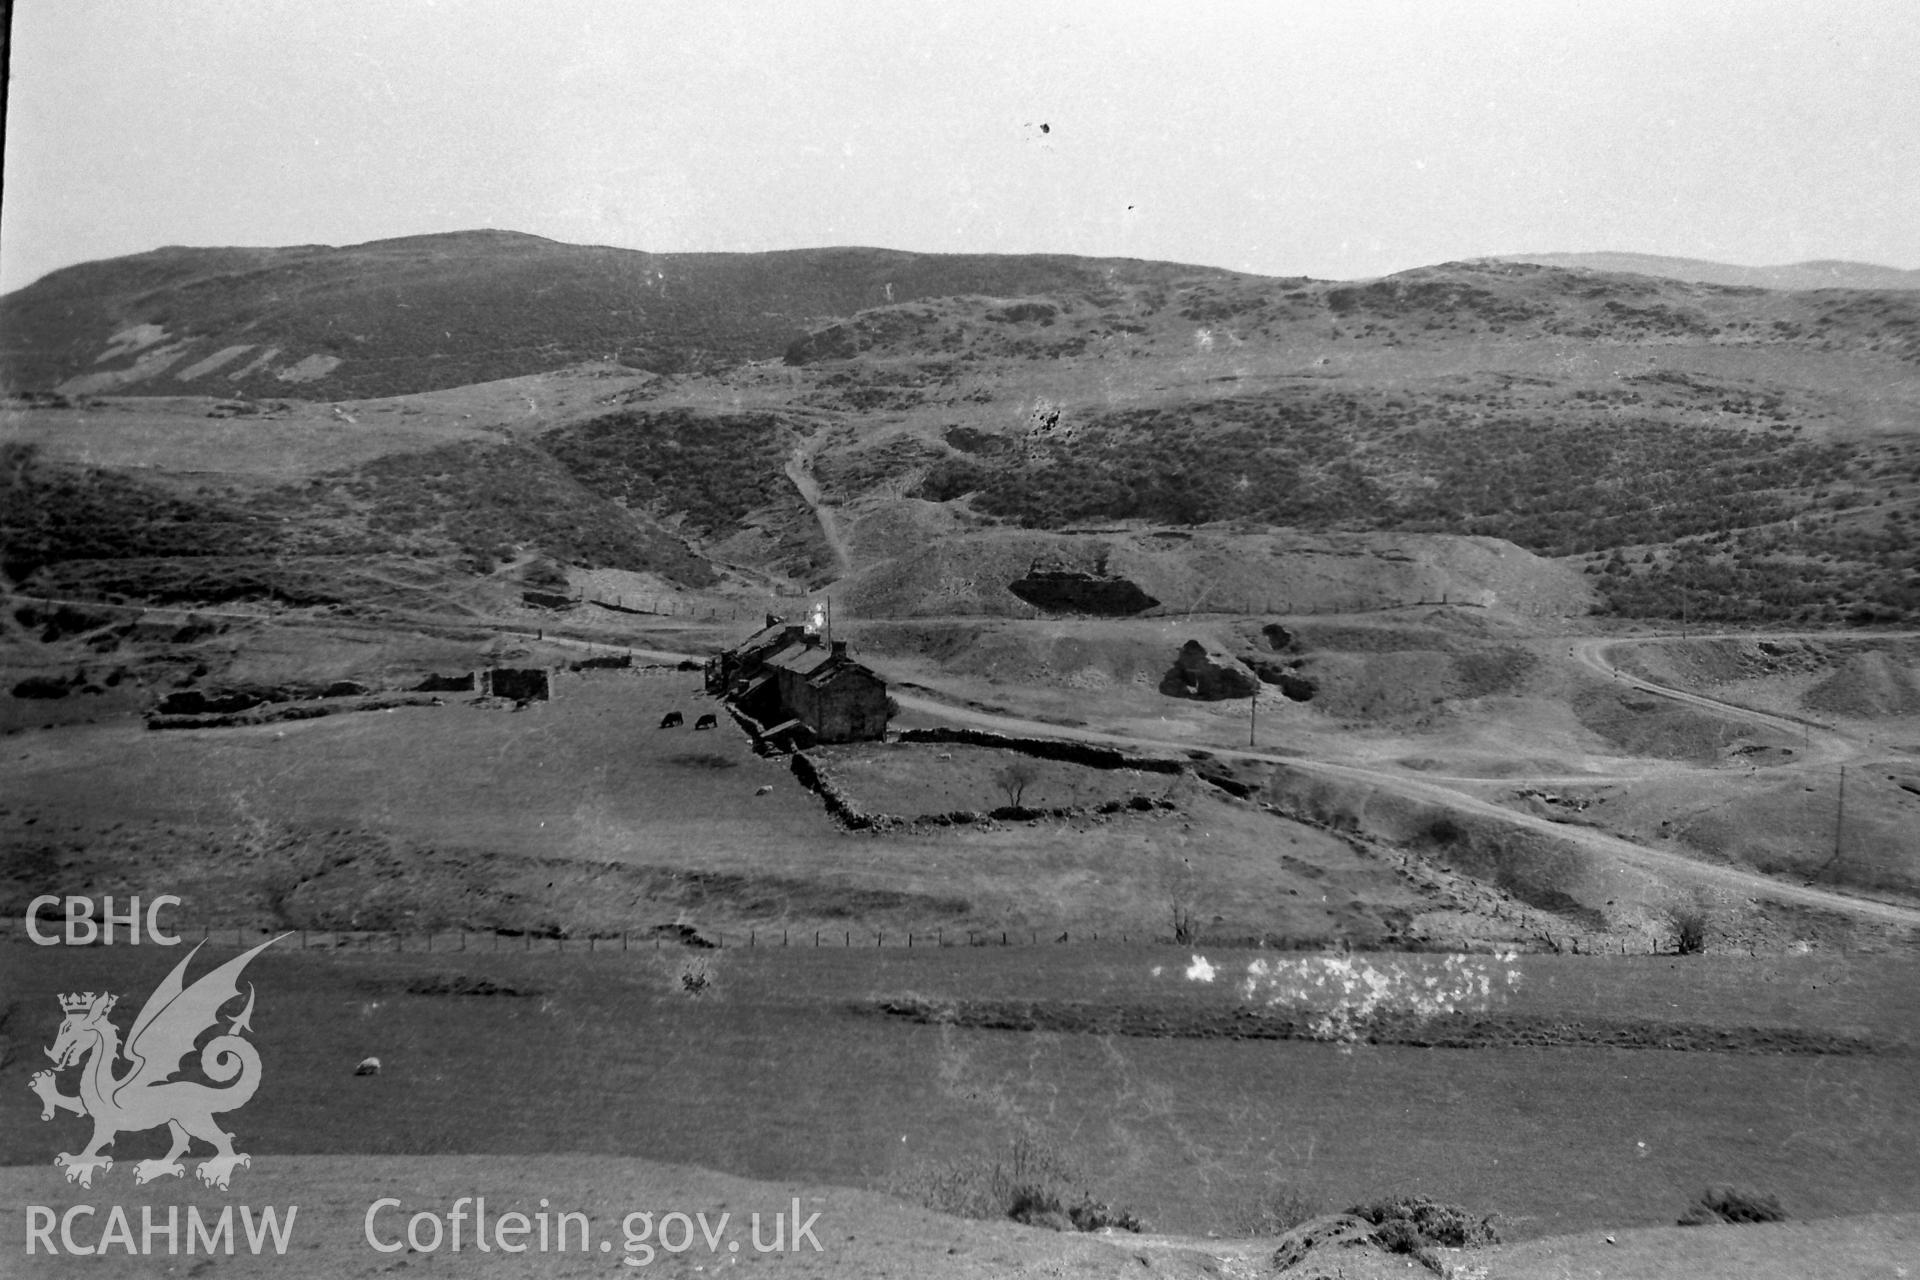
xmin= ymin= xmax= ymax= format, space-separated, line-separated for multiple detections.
xmin=541 ymin=409 xmax=790 ymax=537
xmin=1670 ymin=905 xmax=1710 ymax=955
xmin=1345 ymin=1193 xmax=1498 ymax=1271
xmin=337 ymin=442 xmax=715 ymax=585
xmin=1 ymin=443 xmax=283 ymax=579
xmin=1346 ymin=1194 xmax=1500 ymax=1249
xmin=1676 ymin=1186 xmax=1786 ymax=1226
xmin=893 ymin=1130 xmax=1142 ymax=1234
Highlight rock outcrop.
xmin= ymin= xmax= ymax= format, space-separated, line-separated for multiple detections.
xmin=1161 ymin=640 xmax=1259 ymax=700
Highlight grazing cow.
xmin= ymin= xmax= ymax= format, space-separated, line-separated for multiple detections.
xmin=659 ymin=711 xmax=683 ymax=728
xmin=694 ymin=713 xmax=718 ymax=730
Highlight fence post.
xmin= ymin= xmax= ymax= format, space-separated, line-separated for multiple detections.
xmin=750 ymin=930 xmax=755 ymax=948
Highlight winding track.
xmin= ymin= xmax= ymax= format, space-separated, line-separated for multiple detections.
xmin=886 ymin=691 xmax=1920 ymax=929
xmin=1566 ymin=634 xmax=1870 ymax=768
xmin=783 ymin=438 xmax=854 ymax=579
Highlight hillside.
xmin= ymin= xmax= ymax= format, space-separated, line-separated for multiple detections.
xmin=1496 ymin=252 xmax=1920 ymax=292
xmin=0 ymin=232 xmax=1247 ymax=400
xmin=4 ymin=233 xmax=1920 ymax=625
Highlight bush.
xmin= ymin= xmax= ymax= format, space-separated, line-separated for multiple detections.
xmin=1677 ymin=1186 xmax=1786 ymax=1226
xmin=1347 ymin=1194 xmax=1500 ymax=1250
xmin=1005 ymin=1184 xmax=1068 ymax=1230
xmin=894 ymin=1131 xmax=1142 ymax=1234
xmin=1671 ymin=906 xmax=1709 ymax=955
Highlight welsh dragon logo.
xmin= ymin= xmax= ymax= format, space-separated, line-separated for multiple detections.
xmin=30 ymin=936 xmax=284 ymax=1190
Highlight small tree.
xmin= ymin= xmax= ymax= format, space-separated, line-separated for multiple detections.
xmin=1171 ymin=902 xmax=1200 ymax=945
xmin=993 ymin=760 xmax=1040 ymax=807
xmin=1670 ymin=903 xmax=1710 ymax=955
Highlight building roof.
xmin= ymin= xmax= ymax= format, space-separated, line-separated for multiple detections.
xmin=766 ymin=642 xmax=834 ymax=676
xmin=734 ymin=622 xmax=793 ymax=656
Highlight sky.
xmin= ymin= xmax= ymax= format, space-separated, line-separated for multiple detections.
xmin=3 ymin=0 xmax=1918 ymax=295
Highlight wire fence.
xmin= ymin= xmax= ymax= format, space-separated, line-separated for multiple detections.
xmin=1 ymin=920 xmax=1602 ymax=957
xmin=0 ymin=921 xmax=1204 ymax=955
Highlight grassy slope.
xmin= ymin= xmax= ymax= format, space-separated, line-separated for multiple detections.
xmin=0 ymin=233 xmax=1244 ymax=398
xmin=0 ymin=670 xmax=1433 ymax=945
xmin=5 ymin=943 xmax=1916 ymax=1242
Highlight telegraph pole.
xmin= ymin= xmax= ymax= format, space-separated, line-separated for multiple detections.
xmin=1829 ymin=764 xmax=1846 ymax=878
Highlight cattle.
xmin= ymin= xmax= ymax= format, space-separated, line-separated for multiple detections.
xmin=694 ymin=713 xmax=718 ymax=730
xmin=659 ymin=711 xmax=683 ymax=728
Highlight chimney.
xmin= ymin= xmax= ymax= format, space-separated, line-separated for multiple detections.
xmin=765 ymin=612 xmax=783 ymax=629
xmin=830 ymin=640 xmax=848 ymax=658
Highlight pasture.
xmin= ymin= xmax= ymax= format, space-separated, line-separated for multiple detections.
xmin=1 ymin=668 xmax=1440 ymax=943
xmin=7 ymin=941 xmax=1917 ymax=1242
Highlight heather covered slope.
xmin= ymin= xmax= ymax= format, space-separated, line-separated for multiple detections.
xmin=0 ymin=232 xmax=1248 ymax=399
xmin=6 ymin=233 xmax=1920 ymax=624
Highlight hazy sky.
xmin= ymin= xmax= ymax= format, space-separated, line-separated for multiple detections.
xmin=4 ymin=0 xmax=1917 ymax=294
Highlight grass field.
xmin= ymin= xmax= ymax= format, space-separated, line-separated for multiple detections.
xmin=6 ymin=942 xmax=1917 ymax=1242
xmin=2 ymin=668 xmax=1450 ymax=944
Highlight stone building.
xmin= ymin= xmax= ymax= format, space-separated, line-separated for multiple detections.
xmin=707 ymin=615 xmax=891 ymax=745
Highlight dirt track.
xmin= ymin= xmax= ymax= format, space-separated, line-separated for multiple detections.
xmin=785 ymin=437 xmax=855 ymax=578
xmin=890 ymin=690 xmax=1920 ymax=929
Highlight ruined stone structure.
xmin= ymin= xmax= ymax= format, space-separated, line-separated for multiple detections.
xmin=483 ymin=667 xmax=551 ymax=702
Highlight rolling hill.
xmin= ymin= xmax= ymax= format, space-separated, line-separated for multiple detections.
xmin=1494 ymin=251 xmax=1920 ymax=292
xmin=4 ymin=232 xmax=1920 ymax=624
xmin=0 ymin=232 xmax=1248 ymax=400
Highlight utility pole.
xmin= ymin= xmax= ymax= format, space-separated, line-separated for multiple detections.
xmin=1249 ymin=689 xmax=1257 ymax=748
xmin=1829 ymin=764 xmax=1847 ymax=879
